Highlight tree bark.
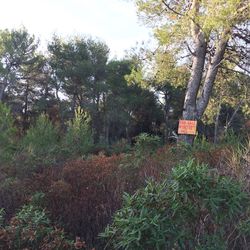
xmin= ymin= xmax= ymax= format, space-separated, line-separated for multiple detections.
xmin=178 ymin=0 xmax=207 ymax=145
xmin=197 ymin=31 xmax=230 ymax=118
xmin=163 ymin=91 xmax=170 ymax=143
xmin=179 ymin=2 xmax=230 ymax=145
xmin=214 ymin=102 xmax=221 ymax=144
xmin=22 ymin=85 xmax=29 ymax=131
xmin=224 ymin=100 xmax=243 ymax=133
xmin=179 ymin=30 xmax=207 ymax=143
xmin=0 ymin=79 xmax=8 ymax=102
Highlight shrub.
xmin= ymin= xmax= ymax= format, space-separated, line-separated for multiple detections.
xmin=20 ymin=113 xmax=60 ymax=167
xmin=0 ymin=204 xmax=76 ymax=250
xmin=0 ymin=177 xmax=28 ymax=220
xmin=134 ymin=133 xmax=161 ymax=157
xmin=101 ymin=160 xmax=250 ymax=250
xmin=0 ymin=103 xmax=16 ymax=162
xmin=0 ymin=208 xmax=5 ymax=227
xmin=63 ymin=107 xmax=93 ymax=157
xmin=111 ymin=139 xmax=131 ymax=155
xmin=0 ymin=205 xmax=73 ymax=250
xmin=221 ymin=130 xmax=243 ymax=147
xmin=219 ymin=139 xmax=250 ymax=190
xmin=45 ymin=154 xmax=123 ymax=246
xmin=121 ymin=133 xmax=161 ymax=169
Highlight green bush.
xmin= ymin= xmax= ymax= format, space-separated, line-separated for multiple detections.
xmin=101 ymin=160 xmax=250 ymax=249
xmin=20 ymin=113 xmax=60 ymax=166
xmin=111 ymin=138 xmax=131 ymax=155
xmin=0 ymin=103 xmax=16 ymax=162
xmin=134 ymin=133 xmax=161 ymax=156
xmin=0 ymin=208 xmax=5 ymax=227
xmin=0 ymin=204 xmax=75 ymax=250
xmin=63 ymin=107 xmax=93 ymax=157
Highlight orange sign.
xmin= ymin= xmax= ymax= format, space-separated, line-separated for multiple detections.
xmin=178 ymin=120 xmax=197 ymax=135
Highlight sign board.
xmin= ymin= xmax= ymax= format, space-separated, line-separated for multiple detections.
xmin=178 ymin=120 xmax=197 ymax=135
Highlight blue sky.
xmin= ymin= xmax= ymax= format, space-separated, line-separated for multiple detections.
xmin=0 ymin=0 xmax=153 ymax=58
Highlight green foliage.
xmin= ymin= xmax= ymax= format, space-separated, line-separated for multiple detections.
xmin=111 ymin=139 xmax=131 ymax=155
xmin=122 ymin=133 xmax=162 ymax=169
xmin=63 ymin=107 xmax=93 ymax=156
xmin=0 ymin=103 xmax=16 ymax=162
xmin=134 ymin=133 xmax=161 ymax=157
xmin=220 ymin=129 xmax=243 ymax=147
xmin=193 ymin=135 xmax=215 ymax=152
xmin=101 ymin=160 xmax=250 ymax=249
xmin=20 ymin=113 xmax=59 ymax=165
xmin=30 ymin=192 xmax=46 ymax=208
xmin=0 ymin=208 xmax=5 ymax=227
xmin=0 ymin=204 xmax=75 ymax=250
xmin=100 ymin=180 xmax=170 ymax=250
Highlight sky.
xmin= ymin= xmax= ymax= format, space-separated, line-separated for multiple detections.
xmin=0 ymin=0 xmax=153 ymax=58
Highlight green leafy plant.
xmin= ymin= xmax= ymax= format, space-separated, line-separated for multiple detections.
xmin=0 ymin=204 xmax=76 ymax=250
xmin=134 ymin=133 xmax=161 ymax=156
xmin=0 ymin=208 xmax=5 ymax=227
xmin=111 ymin=138 xmax=131 ymax=155
xmin=20 ymin=113 xmax=60 ymax=166
xmin=101 ymin=160 xmax=250 ymax=249
xmin=0 ymin=103 xmax=17 ymax=162
xmin=63 ymin=107 xmax=93 ymax=157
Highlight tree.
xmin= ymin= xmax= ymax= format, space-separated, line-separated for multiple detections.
xmin=134 ymin=0 xmax=249 ymax=144
xmin=203 ymin=68 xmax=250 ymax=142
xmin=48 ymin=35 xmax=109 ymax=142
xmin=145 ymin=51 xmax=188 ymax=142
xmin=0 ymin=28 xmax=48 ymax=130
xmin=125 ymin=48 xmax=188 ymax=142
xmin=105 ymin=59 xmax=163 ymax=144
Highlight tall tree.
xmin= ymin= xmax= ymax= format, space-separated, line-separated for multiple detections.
xmin=105 ymin=59 xmax=163 ymax=144
xmin=48 ymin=35 xmax=109 ymax=142
xmin=0 ymin=28 xmax=47 ymax=130
xmin=204 ymin=68 xmax=250 ymax=142
xmin=0 ymin=28 xmax=40 ymax=101
xmin=134 ymin=0 xmax=249 ymax=144
xmin=125 ymin=49 xmax=188 ymax=142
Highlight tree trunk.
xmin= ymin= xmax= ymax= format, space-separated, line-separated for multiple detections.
xmin=22 ymin=85 xmax=29 ymax=131
xmin=163 ymin=91 xmax=170 ymax=143
xmin=224 ymin=100 xmax=243 ymax=133
xmin=0 ymin=80 xmax=8 ymax=102
xmin=196 ymin=31 xmax=230 ymax=118
xmin=179 ymin=16 xmax=230 ymax=144
xmin=214 ymin=102 xmax=221 ymax=144
xmin=178 ymin=0 xmax=207 ymax=145
xmin=179 ymin=33 xmax=207 ymax=144
xmin=0 ymin=85 xmax=5 ymax=101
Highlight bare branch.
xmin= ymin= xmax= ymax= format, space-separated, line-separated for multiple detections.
xmin=161 ymin=0 xmax=184 ymax=16
xmin=184 ymin=41 xmax=195 ymax=56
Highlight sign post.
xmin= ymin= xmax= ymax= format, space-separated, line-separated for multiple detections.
xmin=178 ymin=120 xmax=197 ymax=135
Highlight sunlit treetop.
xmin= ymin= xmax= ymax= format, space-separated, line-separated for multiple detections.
xmin=135 ymin=0 xmax=249 ymax=50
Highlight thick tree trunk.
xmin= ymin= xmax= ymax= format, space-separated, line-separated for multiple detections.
xmin=179 ymin=2 xmax=230 ymax=145
xmin=196 ymin=31 xmax=229 ymax=118
xmin=179 ymin=33 xmax=207 ymax=144
xmin=178 ymin=0 xmax=207 ymax=145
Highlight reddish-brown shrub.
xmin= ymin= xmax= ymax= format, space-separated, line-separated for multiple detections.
xmin=45 ymin=154 xmax=124 ymax=246
xmin=0 ymin=178 xmax=28 ymax=220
